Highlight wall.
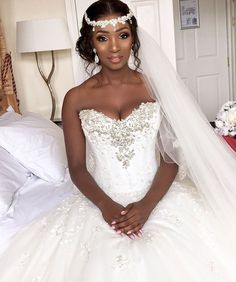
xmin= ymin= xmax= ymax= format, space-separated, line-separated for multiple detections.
xmin=0 ymin=0 xmax=75 ymax=120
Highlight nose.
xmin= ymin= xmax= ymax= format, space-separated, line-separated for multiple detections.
xmin=109 ymin=36 xmax=120 ymax=53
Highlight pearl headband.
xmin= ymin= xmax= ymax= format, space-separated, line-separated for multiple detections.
xmin=84 ymin=10 xmax=134 ymax=31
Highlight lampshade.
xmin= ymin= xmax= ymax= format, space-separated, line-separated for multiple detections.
xmin=16 ymin=18 xmax=71 ymax=53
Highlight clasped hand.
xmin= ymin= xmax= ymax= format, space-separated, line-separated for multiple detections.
xmin=100 ymin=199 xmax=153 ymax=239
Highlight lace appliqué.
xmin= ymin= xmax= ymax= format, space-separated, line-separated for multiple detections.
xmin=79 ymin=102 xmax=159 ymax=168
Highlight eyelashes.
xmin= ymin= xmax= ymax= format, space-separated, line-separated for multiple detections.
xmin=119 ymin=32 xmax=130 ymax=39
xmin=96 ymin=35 xmax=107 ymax=42
xmin=95 ymin=32 xmax=131 ymax=42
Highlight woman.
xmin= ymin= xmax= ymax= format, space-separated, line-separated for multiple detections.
xmin=0 ymin=0 xmax=236 ymax=281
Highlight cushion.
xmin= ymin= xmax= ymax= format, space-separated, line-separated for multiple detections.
xmin=0 ymin=112 xmax=68 ymax=183
xmin=0 ymin=146 xmax=30 ymax=217
xmin=0 ymin=106 xmax=21 ymax=125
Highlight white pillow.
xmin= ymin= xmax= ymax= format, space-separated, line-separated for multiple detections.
xmin=0 ymin=106 xmax=22 ymax=125
xmin=0 ymin=146 xmax=30 ymax=217
xmin=0 ymin=112 xmax=67 ymax=183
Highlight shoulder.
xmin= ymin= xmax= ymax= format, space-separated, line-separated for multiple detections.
xmin=63 ymin=75 xmax=100 ymax=112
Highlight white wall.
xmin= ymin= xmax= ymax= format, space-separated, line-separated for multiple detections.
xmin=0 ymin=0 xmax=75 ymax=120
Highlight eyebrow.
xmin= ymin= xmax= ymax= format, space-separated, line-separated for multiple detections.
xmin=95 ymin=26 xmax=130 ymax=34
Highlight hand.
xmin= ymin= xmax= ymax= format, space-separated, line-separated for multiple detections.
xmin=111 ymin=200 xmax=154 ymax=237
xmin=98 ymin=199 xmax=125 ymax=230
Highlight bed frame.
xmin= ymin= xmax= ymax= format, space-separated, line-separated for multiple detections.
xmin=0 ymin=88 xmax=20 ymax=115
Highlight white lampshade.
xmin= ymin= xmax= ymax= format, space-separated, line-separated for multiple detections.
xmin=16 ymin=18 xmax=71 ymax=53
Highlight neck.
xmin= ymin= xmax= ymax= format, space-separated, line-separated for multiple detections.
xmin=99 ymin=65 xmax=134 ymax=85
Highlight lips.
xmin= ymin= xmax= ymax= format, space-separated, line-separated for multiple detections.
xmin=108 ymin=56 xmax=123 ymax=64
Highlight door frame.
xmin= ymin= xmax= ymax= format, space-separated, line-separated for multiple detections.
xmin=227 ymin=0 xmax=236 ymax=100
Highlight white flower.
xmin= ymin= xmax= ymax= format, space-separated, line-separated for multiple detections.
xmin=215 ymin=120 xmax=224 ymax=128
xmin=227 ymin=110 xmax=236 ymax=126
xmin=214 ymin=101 xmax=236 ymax=137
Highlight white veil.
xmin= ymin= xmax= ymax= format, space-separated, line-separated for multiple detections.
xmin=137 ymin=27 xmax=236 ymax=245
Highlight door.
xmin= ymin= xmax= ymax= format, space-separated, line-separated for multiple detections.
xmin=65 ymin=0 xmax=176 ymax=85
xmin=173 ymin=0 xmax=230 ymax=120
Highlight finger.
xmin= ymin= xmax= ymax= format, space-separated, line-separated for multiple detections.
xmin=118 ymin=203 xmax=134 ymax=217
xmin=113 ymin=216 xmax=137 ymax=230
xmin=112 ymin=209 xmax=137 ymax=224
xmin=113 ymin=213 xmax=135 ymax=225
xmin=128 ymin=224 xmax=143 ymax=237
xmin=119 ymin=222 xmax=140 ymax=234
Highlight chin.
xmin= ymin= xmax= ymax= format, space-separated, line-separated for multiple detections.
xmin=106 ymin=61 xmax=129 ymax=71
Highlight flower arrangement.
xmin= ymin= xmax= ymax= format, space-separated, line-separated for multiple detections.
xmin=214 ymin=101 xmax=236 ymax=138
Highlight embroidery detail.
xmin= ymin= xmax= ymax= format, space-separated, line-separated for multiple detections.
xmin=79 ymin=102 xmax=159 ymax=168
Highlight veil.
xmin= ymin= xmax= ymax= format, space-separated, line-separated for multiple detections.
xmin=137 ymin=27 xmax=236 ymax=246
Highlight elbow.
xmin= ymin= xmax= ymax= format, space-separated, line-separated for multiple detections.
xmin=68 ymin=163 xmax=88 ymax=185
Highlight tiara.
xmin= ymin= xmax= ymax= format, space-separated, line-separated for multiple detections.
xmin=84 ymin=10 xmax=134 ymax=31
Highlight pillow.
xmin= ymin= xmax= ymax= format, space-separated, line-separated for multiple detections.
xmin=0 ymin=112 xmax=68 ymax=183
xmin=0 ymin=106 xmax=22 ymax=125
xmin=0 ymin=146 xmax=30 ymax=217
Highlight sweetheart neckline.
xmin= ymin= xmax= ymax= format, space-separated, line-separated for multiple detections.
xmin=79 ymin=101 xmax=158 ymax=122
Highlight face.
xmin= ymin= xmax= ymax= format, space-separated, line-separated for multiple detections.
xmin=91 ymin=14 xmax=133 ymax=70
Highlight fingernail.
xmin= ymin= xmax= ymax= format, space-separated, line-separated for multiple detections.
xmin=111 ymin=221 xmax=116 ymax=224
xmin=127 ymin=230 xmax=132 ymax=234
xmin=117 ymin=230 xmax=122 ymax=234
xmin=112 ymin=226 xmax=116 ymax=229
xmin=121 ymin=210 xmax=126 ymax=215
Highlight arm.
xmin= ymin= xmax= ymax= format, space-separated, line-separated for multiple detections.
xmin=112 ymin=155 xmax=178 ymax=235
xmin=62 ymin=89 xmax=125 ymax=225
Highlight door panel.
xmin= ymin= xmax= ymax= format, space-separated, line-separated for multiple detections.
xmin=174 ymin=0 xmax=230 ymax=120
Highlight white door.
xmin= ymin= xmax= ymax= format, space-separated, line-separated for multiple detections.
xmin=65 ymin=0 xmax=176 ymax=84
xmin=173 ymin=0 xmax=230 ymax=121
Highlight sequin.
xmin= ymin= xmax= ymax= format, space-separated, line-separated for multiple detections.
xmin=79 ymin=102 xmax=159 ymax=168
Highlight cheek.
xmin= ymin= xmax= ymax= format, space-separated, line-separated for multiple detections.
xmin=95 ymin=45 xmax=108 ymax=56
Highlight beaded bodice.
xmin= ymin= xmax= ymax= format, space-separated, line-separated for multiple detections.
xmin=79 ymin=101 xmax=161 ymax=195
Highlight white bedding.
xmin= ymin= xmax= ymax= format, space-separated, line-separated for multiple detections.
xmin=0 ymin=170 xmax=75 ymax=255
xmin=0 ymin=108 xmax=75 ymax=255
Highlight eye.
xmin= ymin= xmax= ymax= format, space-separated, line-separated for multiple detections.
xmin=96 ymin=35 xmax=108 ymax=42
xmin=119 ymin=32 xmax=130 ymax=39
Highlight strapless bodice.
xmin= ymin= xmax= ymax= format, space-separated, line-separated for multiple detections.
xmin=79 ymin=102 xmax=161 ymax=195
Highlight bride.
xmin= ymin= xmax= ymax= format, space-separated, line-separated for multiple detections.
xmin=1 ymin=0 xmax=236 ymax=281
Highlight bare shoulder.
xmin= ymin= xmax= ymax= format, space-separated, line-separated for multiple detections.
xmin=63 ymin=75 xmax=99 ymax=112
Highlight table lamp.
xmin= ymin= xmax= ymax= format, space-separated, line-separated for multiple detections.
xmin=16 ymin=18 xmax=71 ymax=120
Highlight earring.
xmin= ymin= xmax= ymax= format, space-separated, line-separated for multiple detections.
xmin=93 ymin=48 xmax=99 ymax=64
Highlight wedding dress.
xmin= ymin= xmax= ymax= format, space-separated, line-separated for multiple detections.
xmin=0 ymin=101 xmax=235 ymax=281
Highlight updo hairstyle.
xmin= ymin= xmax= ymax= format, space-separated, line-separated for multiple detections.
xmin=76 ymin=0 xmax=141 ymax=75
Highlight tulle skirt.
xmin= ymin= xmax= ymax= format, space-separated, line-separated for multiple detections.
xmin=0 ymin=180 xmax=235 ymax=282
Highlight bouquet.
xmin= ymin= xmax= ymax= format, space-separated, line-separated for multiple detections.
xmin=214 ymin=101 xmax=236 ymax=138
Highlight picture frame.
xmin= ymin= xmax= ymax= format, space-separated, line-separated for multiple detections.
xmin=179 ymin=0 xmax=200 ymax=29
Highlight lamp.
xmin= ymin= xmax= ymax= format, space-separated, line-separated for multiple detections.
xmin=16 ymin=18 xmax=71 ymax=120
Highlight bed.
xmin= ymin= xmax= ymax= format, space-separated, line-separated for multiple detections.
xmin=0 ymin=90 xmax=75 ymax=255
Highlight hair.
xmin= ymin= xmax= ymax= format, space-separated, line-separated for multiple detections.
xmin=76 ymin=0 xmax=141 ymax=75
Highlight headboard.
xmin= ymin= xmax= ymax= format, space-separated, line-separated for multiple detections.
xmin=0 ymin=20 xmax=20 ymax=115
xmin=0 ymin=88 xmax=20 ymax=115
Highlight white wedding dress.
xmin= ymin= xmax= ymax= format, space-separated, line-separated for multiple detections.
xmin=0 ymin=101 xmax=235 ymax=281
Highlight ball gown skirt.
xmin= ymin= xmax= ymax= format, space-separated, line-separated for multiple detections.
xmin=0 ymin=102 xmax=235 ymax=281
